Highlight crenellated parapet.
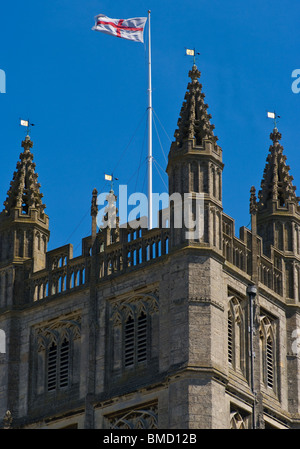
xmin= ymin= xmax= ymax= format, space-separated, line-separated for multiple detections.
xmin=221 ymin=212 xmax=300 ymax=301
xmin=27 ymin=227 xmax=169 ymax=304
xmin=22 ymin=205 xmax=300 ymax=307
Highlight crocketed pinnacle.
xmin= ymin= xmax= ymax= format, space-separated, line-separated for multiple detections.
xmin=257 ymin=128 xmax=300 ymax=210
xmin=91 ymin=188 xmax=98 ymax=217
xmin=249 ymin=186 xmax=258 ymax=215
xmin=1 ymin=136 xmax=46 ymax=217
xmin=172 ymin=64 xmax=218 ymax=148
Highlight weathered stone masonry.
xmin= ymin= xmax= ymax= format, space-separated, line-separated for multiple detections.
xmin=0 ymin=64 xmax=300 ymax=429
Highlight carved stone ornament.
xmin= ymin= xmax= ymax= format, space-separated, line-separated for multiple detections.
xmin=3 ymin=410 xmax=12 ymax=429
xmin=108 ymin=405 xmax=158 ymax=429
xmin=33 ymin=314 xmax=81 ymax=351
xmin=110 ymin=293 xmax=159 ymax=326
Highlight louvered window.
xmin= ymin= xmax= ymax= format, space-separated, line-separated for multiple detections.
xmin=60 ymin=338 xmax=70 ymax=388
xmin=47 ymin=342 xmax=58 ymax=391
xmin=260 ymin=313 xmax=277 ymax=391
xmin=228 ymin=311 xmax=233 ymax=365
xmin=137 ymin=312 xmax=147 ymax=363
xmin=124 ymin=312 xmax=148 ymax=369
xmin=124 ymin=316 xmax=135 ymax=367
xmin=266 ymin=336 xmax=274 ymax=389
xmin=47 ymin=338 xmax=70 ymax=392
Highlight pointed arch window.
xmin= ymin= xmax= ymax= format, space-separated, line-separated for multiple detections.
xmin=111 ymin=296 xmax=159 ymax=375
xmin=259 ymin=314 xmax=276 ymax=392
xmin=47 ymin=337 xmax=70 ymax=392
xmin=229 ymin=406 xmax=251 ymax=429
xmin=124 ymin=309 xmax=148 ymax=368
xmin=32 ymin=316 xmax=81 ymax=400
xmin=230 ymin=411 xmax=246 ymax=429
xmin=227 ymin=295 xmax=246 ymax=374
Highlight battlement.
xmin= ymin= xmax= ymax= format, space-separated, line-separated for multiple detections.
xmin=24 ymin=209 xmax=298 ymax=304
xmin=28 ymin=227 xmax=170 ymax=302
xmin=221 ymin=213 xmax=300 ymax=300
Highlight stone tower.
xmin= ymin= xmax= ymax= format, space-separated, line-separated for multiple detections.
xmin=162 ymin=64 xmax=231 ymax=428
xmin=1 ymin=65 xmax=300 ymax=430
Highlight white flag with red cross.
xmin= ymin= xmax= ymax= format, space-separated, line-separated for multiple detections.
xmin=92 ymin=14 xmax=147 ymax=43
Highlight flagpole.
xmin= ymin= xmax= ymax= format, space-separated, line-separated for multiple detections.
xmin=147 ymin=10 xmax=153 ymax=230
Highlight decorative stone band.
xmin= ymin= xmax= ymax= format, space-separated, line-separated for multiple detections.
xmin=188 ymin=296 xmax=224 ymax=311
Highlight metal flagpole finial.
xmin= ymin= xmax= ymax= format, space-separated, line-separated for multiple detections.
xmin=267 ymin=111 xmax=280 ymax=129
xmin=20 ymin=118 xmax=35 ymax=136
xmin=185 ymin=48 xmax=200 ymax=66
xmin=104 ymin=173 xmax=118 ymax=192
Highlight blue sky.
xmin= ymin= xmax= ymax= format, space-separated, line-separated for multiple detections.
xmin=1 ymin=0 xmax=300 ymax=256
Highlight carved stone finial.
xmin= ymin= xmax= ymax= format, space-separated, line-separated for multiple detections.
xmin=270 ymin=128 xmax=282 ymax=144
xmin=102 ymin=190 xmax=118 ymax=230
xmin=250 ymin=186 xmax=258 ymax=214
xmin=188 ymin=64 xmax=201 ymax=81
xmin=21 ymin=135 xmax=33 ymax=151
xmin=172 ymin=65 xmax=218 ymax=148
xmin=3 ymin=410 xmax=12 ymax=429
xmin=91 ymin=188 xmax=98 ymax=217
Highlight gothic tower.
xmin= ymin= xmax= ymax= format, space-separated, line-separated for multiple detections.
xmin=166 ymin=64 xmax=224 ymax=252
xmin=161 ymin=66 xmax=229 ymax=428
xmin=0 ymin=135 xmax=49 ymax=306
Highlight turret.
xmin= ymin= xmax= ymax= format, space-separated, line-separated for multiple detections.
xmin=166 ymin=65 xmax=224 ymax=250
xmin=0 ymin=135 xmax=49 ymax=305
xmin=255 ymin=127 xmax=300 ymax=257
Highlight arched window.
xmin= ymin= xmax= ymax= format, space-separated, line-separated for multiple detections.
xmin=230 ymin=411 xmax=246 ymax=429
xmin=47 ymin=337 xmax=70 ymax=392
xmin=260 ymin=315 xmax=276 ymax=391
xmin=120 ymin=303 xmax=152 ymax=371
xmin=124 ymin=310 xmax=148 ymax=368
xmin=227 ymin=295 xmax=245 ymax=374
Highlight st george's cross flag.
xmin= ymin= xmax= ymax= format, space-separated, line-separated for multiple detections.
xmin=92 ymin=14 xmax=147 ymax=43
